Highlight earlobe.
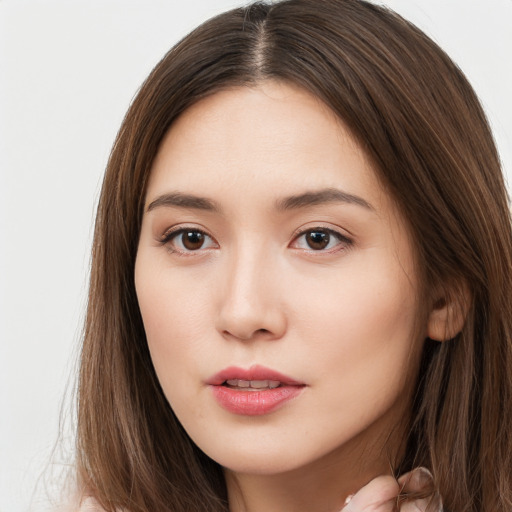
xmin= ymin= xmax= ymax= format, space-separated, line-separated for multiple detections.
xmin=427 ymin=284 xmax=470 ymax=342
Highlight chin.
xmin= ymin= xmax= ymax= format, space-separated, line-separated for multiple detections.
xmin=190 ymin=431 xmax=312 ymax=475
xmin=219 ymin=452 xmax=311 ymax=476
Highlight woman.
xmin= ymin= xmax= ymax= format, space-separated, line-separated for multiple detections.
xmin=75 ymin=0 xmax=512 ymax=511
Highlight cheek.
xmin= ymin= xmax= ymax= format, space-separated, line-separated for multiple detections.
xmin=294 ymin=256 xmax=421 ymax=400
xmin=134 ymin=255 xmax=213 ymax=389
xmin=295 ymin=254 xmax=417 ymax=341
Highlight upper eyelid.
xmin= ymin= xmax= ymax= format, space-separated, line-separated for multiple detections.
xmin=159 ymin=224 xmax=213 ymax=242
xmin=291 ymin=225 xmax=352 ymax=241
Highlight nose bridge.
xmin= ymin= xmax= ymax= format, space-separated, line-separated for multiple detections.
xmin=216 ymin=237 xmax=286 ymax=341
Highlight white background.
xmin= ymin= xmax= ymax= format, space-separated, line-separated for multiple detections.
xmin=1 ymin=1 xmax=511 ymax=511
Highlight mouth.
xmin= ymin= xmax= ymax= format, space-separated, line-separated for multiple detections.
xmin=207 ymin=365 xmax=305 ymax=416
xmin=207 ymin=364 xmax=303 ymax=387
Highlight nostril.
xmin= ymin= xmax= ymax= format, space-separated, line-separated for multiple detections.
xmin=222 ymin=327 xmax=272 ymax=341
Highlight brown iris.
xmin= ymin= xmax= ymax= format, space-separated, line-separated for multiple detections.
xmin=305 ymin=230 xmax=330 ymax=250
xmin=181 ymin=231 xmax=205 ymax=250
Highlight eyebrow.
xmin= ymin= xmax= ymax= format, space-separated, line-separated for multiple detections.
xmin=146 ymin=187 xmax=373 ymax=214
xmin=276 ymin=188 xmax=374 ymax=211
xmin=146 ymin=192 xmax=220 ymax=213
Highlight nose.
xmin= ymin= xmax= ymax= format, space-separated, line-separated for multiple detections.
xmin=215 ymin=248 xmax=287 ymax=342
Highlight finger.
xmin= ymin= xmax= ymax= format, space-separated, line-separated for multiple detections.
xmin=342 ymin=475 xmax=400 ymax=512
xmin=397 ymin=467 xmax=434 ymax=495
xmin=397 ymin=468 xmax=442 ymax=512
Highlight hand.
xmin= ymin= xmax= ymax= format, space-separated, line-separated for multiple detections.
xmin=341 ymin=467 xmax=442 ymax=512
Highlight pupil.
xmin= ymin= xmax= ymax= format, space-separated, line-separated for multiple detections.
xmin=307 ymin=231 xmax=329 ymax=250
xmin=183 ymin=231 xmax=204 ymax=250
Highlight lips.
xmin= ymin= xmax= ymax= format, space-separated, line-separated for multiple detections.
xmin=207 ymin=365 xmax=305 ymax=416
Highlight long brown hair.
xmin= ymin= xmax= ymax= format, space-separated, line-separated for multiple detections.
xmin=77 ymin=1 xmax=512 ymax=510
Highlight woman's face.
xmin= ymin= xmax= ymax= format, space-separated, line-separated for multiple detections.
xmin=135 ymin=82 xmax=424 ymax=476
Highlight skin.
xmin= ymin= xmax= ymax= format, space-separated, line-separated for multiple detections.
xmin=135 ymin=82 xmax=437 ymax=512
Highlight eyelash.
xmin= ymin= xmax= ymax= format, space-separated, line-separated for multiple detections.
xmin=159 ymin=225 xmax=353 ymax=256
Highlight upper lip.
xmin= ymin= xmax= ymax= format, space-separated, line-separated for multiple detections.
xmin=206 ymin=365 xmax=303 ymax=386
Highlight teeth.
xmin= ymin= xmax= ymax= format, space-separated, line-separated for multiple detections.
xmin=251 ymin=380 xmax=279 ymax=389
xmin=225 ymin=379 xmax=281 ymax=389
xmin=226 ymin=379 xmax=250 ymax=388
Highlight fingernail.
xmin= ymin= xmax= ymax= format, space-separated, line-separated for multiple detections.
xmin=344 ymin=494 xmax=354 ymax=505
xmin=415 ymin=467 xmax=434 ymax=487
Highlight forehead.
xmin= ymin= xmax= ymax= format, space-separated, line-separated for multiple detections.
xmin=147 ymin=82 xmax=384 ymax=208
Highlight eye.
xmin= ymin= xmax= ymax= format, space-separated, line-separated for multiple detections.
xmin=292 ymin=228 xmax=352 ymax=252
xmin=161 ymin=228 xmax=217 ymax=254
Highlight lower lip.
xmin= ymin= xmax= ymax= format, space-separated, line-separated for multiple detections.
xmin=210 ymin=385 xmax=304 ymax=416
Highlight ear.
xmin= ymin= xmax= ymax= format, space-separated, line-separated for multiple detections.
xmin=427 ymin=282 xmax=470 ymax=342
